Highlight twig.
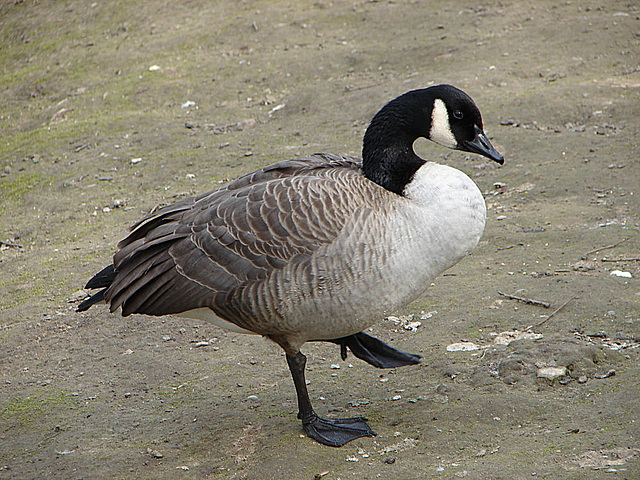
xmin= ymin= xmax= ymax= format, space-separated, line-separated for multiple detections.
xmin=527 ymin=296 xmax=578 ymax=330
xmin=0 ymin=240 xmax=23 ymax=249
xmin=581 ymin=237 xmax=630 ymax=260
xmin=498 ymin=291 xmax=550 ymax=308
xmin=344 ymin=83 xmax=379 ymax=92
xmin=601 ymin=257 xmax=640 ymax=262
xmin=496 ymin=243 xmax=524 ymax=251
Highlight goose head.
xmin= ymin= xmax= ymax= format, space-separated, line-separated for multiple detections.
xmin=362 ymin=84 xmax=504 ymax=195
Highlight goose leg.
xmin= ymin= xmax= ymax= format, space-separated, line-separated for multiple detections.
xmin=286 ymin=352 xmax=376 ymax=447
xmin=325 ymin=332 xmax=422 ymax=368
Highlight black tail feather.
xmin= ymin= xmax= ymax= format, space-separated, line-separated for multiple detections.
xmin=322 ymin=332 xmax=421 ymax=369
xmin=76 ymin=264 xmax=117 ymax=312
xmin=85 ymin=264 xmax=117 ymax=289
xmin=76 ymin=288 xmax=107 ymax=312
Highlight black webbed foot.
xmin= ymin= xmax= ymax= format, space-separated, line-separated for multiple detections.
xmin=301 ymin=412 xmax=376 ymax=447
xmin=286 ymin=351 xmax=377 ymax=447
xmin=325 ymin=332 xmax=421 ymax=368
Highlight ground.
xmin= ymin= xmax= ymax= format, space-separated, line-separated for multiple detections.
xmin=1 ymin=1 xmax=639 ymax=479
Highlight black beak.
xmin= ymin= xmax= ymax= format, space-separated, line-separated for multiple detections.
xmin=462 ymin=125 xmax=504 ymax=164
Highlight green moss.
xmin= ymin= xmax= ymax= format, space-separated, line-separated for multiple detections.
xmin=1 ymin=391 xmax=71 ymax=432
xmin=0 ymin=172 xmax=45 ymax=201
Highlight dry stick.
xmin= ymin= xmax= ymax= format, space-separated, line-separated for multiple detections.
xmin=0 ymin=240 xmax=22 ymax=248
xmin=345 ymin=83 xmax=379 ymax=92
xmin=527 ymin=296 xmax=578 ymax=330
xmin=581 ymin=237 xmax=630 ymax=260
xmin=498 ymin=291 xmax=551 ymax=308
xmin=601 ymin=257 xmax=640 ymax=262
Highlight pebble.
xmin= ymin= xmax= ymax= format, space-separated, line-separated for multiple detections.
xmin=536 ymin=366 xmax=567 ymax=380
xmin=595 ymin=369 xmax=616 ymax=379
xmin=610 ymin=270 xmax=632 ymax=278
xmin=446 ymin=342 xmax=481 ymax=352
xmin=493 ymin=330 xmax=543 ymax=346
xmin=384 ymin=456 xmax=396 ymax=464
xmin=147 ymin=448 xmax=163 ymax=458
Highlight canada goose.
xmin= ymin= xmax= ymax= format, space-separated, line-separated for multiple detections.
xmin=78 ymin=84 xmax=504 ymax=447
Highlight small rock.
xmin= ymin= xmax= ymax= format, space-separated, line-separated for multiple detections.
xmin=577 ymin=375 xmax=588 ymax=384
xmin=148 ymin=65 xmax=161 ymax=71
xmin=536 ymin=366 xmax=568 ymax=381
xmin=181 ymin=100 xmax=196 ymax=109
xmin=147 ymin=448 xmax=163 ymax=458
xmin=384 ymin=456 xmax=396 ymax=464
xmin=55 ymin=450 xmax=75 ymax=456
xmin=595 ymin=369 xmax=616 ymax=379
xmin=403 ymin=321 xmax=422 ymax=332
xmin=268 ymin=103 xmax=286 ymax=116
xmin=610 ymin=270 xmax=632 ymax=278
xmin=68 ymin=289 xmax=90 ymax=303
xmin=493 ymin=330 xmax=543 ymax=346
xmin=446 ymin=342 xmax=481 ymax=352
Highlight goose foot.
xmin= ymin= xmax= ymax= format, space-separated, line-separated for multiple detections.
xmin=301 ymin=412 xmax=376 ymax=447
xmin=286 ymin=351 xmax=376 ymax=447
xmin=325 ymin=332 xmax=422 ymax=369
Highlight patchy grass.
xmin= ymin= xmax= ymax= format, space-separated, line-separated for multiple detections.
xmin=1 ymin=391 xmax=72 ymax=432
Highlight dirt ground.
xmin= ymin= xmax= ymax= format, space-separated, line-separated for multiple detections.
xmin=1 ymin=1 xmax=639 ymax=479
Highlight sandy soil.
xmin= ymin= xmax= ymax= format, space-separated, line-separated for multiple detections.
xmin=1 ymin=1 xmax=639 ymax=479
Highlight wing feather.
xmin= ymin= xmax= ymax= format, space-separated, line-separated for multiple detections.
xmin=103 ymin=155 xmax=378 ymax=327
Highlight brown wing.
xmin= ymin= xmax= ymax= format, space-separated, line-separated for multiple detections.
xmin=104 ymin=154 xmax=373 ymax=320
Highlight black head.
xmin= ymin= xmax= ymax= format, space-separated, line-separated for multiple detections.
xmin=415 ymin=85 xmax=503 ymax=164
xmin=362 ymin=85 xmax=504 ymax=194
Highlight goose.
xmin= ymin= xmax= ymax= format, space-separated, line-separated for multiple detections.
xmin=77 ymin=84 xmax=504 ymax=447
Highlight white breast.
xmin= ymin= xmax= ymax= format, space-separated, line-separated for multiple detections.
xmin=272 ymin=162 xmax=486 ymax=342
xmin=402 ymin=161 xmax=486 ymax=266
xmin=179 ymin=162 xmax=486 ymax=346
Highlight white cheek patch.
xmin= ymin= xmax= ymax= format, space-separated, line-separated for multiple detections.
xmin=430 ymin=98 xmax=457 ymax=148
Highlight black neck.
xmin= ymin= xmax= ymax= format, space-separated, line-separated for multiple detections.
xmin=362 ymin=101 xmax=425 ymax=196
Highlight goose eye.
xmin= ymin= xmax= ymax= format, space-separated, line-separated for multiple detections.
xmin=453 ymin=110 xmax=464 ymax=120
